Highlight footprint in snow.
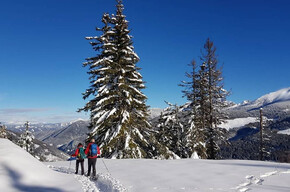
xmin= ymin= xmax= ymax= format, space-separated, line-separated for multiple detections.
xmin=260 ymin=171 xmax=277 ymax=178
xmin=239 ymin=187 xmax=250 ymax=192
xmin=245 ymin=175 xmax=254 ymax=180
xmin=237 ymin=182 xmax=251 ymax=188
xmin=280 ymin=169 xmax=290 ymax=174
xmin=253 ymin=178 xmax=264 ymax=185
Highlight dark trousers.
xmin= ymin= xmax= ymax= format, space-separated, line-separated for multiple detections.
xmin=87 ymin=158 xmax=97 ymax=177
xmin=75 ymin=159 xmax=84 ymax=175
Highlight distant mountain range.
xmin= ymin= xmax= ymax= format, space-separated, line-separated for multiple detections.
xmin=6 ymin=130 xmax=69 ymax=162
xmin=226 ymin=87 xmax=290 ymax=119
xmin=6 ymin=120 xmax=90 ymax=156
xmin=220 ymin=88 xmax=290 ymax=162
xmin=41 ymin=120 xmax=90 ymax=154
xmin=6 ymin=123 xmax=67 ymax=140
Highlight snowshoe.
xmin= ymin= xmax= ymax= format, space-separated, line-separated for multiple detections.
xmin=90 ymin=175 xmax=99 ymax=181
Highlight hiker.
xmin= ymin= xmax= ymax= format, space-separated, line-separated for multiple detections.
xmin=85 ymin=138 xmax=100 ymax=177
xmin=71 ymin=143 xmax=86 ymax=175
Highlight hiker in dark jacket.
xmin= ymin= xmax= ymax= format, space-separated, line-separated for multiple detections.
xmin=71 ymin=143 xmax=86 ymax=175
xmin=85 ymin=139 xmax=100 ymax=177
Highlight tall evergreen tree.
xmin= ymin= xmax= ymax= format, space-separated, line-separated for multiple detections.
xmin=200 ymin=38 xmax=229 ymax=159
xmin=180 ymin=61 xmax=207 ymax=159
xmin=180 ymin=39 xmax=229 ymax=159
xmin=80 ymin=0 xmax=161 ymax=158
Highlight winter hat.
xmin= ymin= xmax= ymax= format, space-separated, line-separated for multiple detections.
xmin=78 ymin=143 xmax=83 ymax=147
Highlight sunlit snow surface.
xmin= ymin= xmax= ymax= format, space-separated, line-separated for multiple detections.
xmin=1 ymin=138 xmax=290 ymax=192
xmin=254 ymin=87 xmax=290 ymax=106
xmin=0 ymin=138 xmax=83 ymax=192
xmin=47 ymin=158 xmax=290 ymax=192
xmin=278 ymin=129 xmax=290 ymax=135
xmin=219 ymin=117 xmax=258 ymax=130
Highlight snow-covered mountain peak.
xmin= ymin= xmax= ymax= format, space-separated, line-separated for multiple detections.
xmin=226 ymin=87 xmax=290 ymax=119
xmin=255 ymin=87 xmax=290 ymax=106
xmin=241 ymin=100 xmax=250 ymax=105
xmin=63 ymin=118 xmax=89 ymax=127
xmin=148 ymin=108 xmax=163 ymax=119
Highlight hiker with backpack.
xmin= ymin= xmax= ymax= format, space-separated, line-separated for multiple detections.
xmin=85 ymin=138 xmax=100 ymax=178
xmin=71 ymin=143 xmax=86 ymax=175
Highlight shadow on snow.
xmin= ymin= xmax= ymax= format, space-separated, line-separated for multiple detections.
xmin=4 ymin=164 xmax=63 ymax=192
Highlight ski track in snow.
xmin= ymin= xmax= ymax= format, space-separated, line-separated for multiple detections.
xmin=47 ymin=165 xmax=127 ymax=192
xmin=234 ymin=169 xmax=290 ymax=192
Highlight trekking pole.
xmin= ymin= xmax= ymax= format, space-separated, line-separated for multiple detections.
xmin=101 ymin=158 xmax=111 ymax=175
xmin=69 ymin=160 xmax=72 ymax=173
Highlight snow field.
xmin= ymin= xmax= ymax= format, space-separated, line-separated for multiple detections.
xmin=278 ymin=129 xmax=290 ymax=135
xmin=219 ymin=117 xmax=258 ymax=130
xmin=2 ymin=138 xmax=290 ymax=192
xmin=235 ymin=169 xmax=290 ymax=192
xmin=47 ymin=158 xmax=290 ymax=192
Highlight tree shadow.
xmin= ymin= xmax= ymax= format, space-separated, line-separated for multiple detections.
xmin=3 ymin=164 xmax=64 ymax=192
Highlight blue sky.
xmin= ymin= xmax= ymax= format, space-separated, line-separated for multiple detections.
xmin=1 ymin=0 xmax=290 ymax=123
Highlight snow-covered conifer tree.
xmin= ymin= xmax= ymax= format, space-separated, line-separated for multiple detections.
xmin=18 ymin=121 xmax=35 ymax=153
xmin=200 ymin=38 xmax=229 ymax=159
xmin=0 ymin=123 xmax=7 ymax=139
xmin=156 ymin=102 xmax=186 ymax=158
xmin=80 ymin=0 xmax=161 ymax=158
xmin=180 ymin=61 xmax=207 ymax=159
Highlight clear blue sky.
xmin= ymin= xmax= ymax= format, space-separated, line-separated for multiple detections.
xmin=1 ymin=0 xmax=290 ymax=123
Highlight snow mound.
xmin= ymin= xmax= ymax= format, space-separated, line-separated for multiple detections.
xmin=0 ymin=138 xmax=83 ymax=192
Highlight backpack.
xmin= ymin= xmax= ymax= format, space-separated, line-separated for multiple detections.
xmin=90 ymin=143 xmax=98 ymax=156
xmin=77 ymin=147 xmax=86 ymax=160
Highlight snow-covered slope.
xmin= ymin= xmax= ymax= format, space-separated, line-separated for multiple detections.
xmin=219 ymin=117 xmax=258 ymax=130
xmin=278 ymin=129 xmax=290 ymax=135
xmin=148 ymin=108 xmax=163 ymax=119
xmin=0 ymin=138 xmax=82 ymax=192
xmin=48 ymin=158 xmax=290 ymax=192
xmin=254 ymin=87 xmax=290 ymax=107
xmin=2 ymin=138 xmax=290 ymax=192
xmin=7 ymin=130 xmax=69 ymax=162
xmin=226 ymin=87 xmax=290 ymax=119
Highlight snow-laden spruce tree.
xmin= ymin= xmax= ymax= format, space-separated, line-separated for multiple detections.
xmin=18 ymin=121 xmax=35 ymax=153
xmin=200 ymin=38 xmax=229 ymax=159
xmin=180 ymin=61 xmax=207 ymax=159
xmin=79 ymin=0 xmax=166 ymax=158
xmin=0 ymin=123 xmax=7 ymax=139
xmin=156 ymin=102 xmax=188 ymax=158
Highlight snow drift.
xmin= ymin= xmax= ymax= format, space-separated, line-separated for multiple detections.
xmin=0 ymin=138 xmax=82 ymax=192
